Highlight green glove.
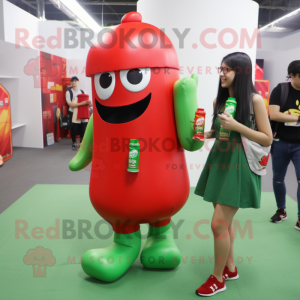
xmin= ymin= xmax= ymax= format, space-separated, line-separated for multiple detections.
xmin=69 ymin=114 xmax=93 ymax=171
xmin=173 ymin=74 xmax=204 ymax=152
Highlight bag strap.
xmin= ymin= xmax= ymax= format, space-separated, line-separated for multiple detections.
xmin=273 ymin=83 xmax=289 ymax=135
xmin=249 ymin=93 xmax=257 ymax=130
xmin=67 ymin=87 xmax=73 ymax=105
xmin=80 ymin=89 xmax=84 ymax=94
xmin=250 ymin=93 xmax=255 ymax=114
xmin=280 ymin=82 xmax=289 ymax=108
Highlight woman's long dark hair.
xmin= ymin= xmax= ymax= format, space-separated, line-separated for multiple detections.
xmin=212 ymin=52 xmax=258 ymax=127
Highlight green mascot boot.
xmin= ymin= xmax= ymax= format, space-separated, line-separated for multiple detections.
xmin=81 ymin=230 xmax=141 ymax=282
xmin=140 ymin=223 xmax=181 ymax=269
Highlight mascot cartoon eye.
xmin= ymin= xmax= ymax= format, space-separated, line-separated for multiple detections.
xmin=94 ymin=71 xmax=116 ymax=100
xmin=120 ymin=68 xmax=151 ymax=92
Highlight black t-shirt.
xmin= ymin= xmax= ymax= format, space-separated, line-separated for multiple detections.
xmin=269 ymin=82 xmax=300 ymax=143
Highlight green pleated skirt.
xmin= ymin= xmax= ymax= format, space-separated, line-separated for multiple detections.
xmin=194 ymin=117 xmax=261 ymax=209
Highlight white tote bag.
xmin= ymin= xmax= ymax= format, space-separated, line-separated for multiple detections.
xmin=240 ymin=94 xmax=271 ymax=176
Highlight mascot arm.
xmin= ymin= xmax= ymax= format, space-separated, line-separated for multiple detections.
xmin=69 ymin=114 xmax=93 ymax=171
xmin=173 ymin=74 xmax=204 ymax=152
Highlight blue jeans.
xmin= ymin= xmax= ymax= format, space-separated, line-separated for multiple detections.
xmin=271 ymin=139 xmax=300 ymax=220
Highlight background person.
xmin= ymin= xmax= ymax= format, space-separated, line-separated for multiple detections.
xmin=194 ymin=52 xmax=272 ymax=297
xmin=269 ymin=60 xmax=300 ymax=231
xmin=66 ymin=76 xmax=92 ymax=150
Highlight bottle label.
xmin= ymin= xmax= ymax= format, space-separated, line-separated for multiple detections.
xmin=225 ymin=105 xmax=235 ymax=115
xmin=128 ymin=147 xmax=140 ymax=171
xmin=193 ymin=115 xmax=205 ymax=138
xmin=129 ymin=149 xmax=138 ymax=159
xmin=196 ymin=117 xmax=204 ymax=126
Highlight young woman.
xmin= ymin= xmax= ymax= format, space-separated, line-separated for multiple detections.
xmin=194 ymin=52 xmax=272 ymax=297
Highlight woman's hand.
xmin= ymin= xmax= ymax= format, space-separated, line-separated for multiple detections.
xmin=204 ymin=130 xmax=215 ymax=140
xmin=193 ymin=130 xmax=215 ymax=142
xmin=218 ymin=112 xmax=239 ymax=131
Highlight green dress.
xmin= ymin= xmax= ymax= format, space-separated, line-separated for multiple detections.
xmin=194 ymin=115 xmax=261 ymax=209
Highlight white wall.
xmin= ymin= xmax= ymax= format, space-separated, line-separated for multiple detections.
xmin=138 ymin=0 xmax=259 ymax=186
xmin=0 ymin=40 xmax=43 ymax=148
xmin=0 ymin=0 xmax=93 ymax=147
xmin=3 ymin=1 xmax=93 ymax=98
xmin=38 ymin=20 xmax=92 ymax=59
xmin=257 ymin=31 xmax=300 ymax=91
xmin=0 ymin=0 xmax=4 ymax=40
xmin=0 ymin=0 xmax=43 ymax=147
xmin=2 ymin=0 xmax=39 ymax=48
xmin=2 ymin=0 xmax=91 ymax=61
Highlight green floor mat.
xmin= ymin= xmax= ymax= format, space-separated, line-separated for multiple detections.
xmin=0 ymin=185 xmax=299 ymax=300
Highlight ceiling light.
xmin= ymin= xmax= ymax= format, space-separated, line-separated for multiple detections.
xmin=272 ymin=26 xmax=286 ymax=30
xmin=59 ymin=0 xmax=101 ymax=33
xmin=260 ymin=8 xmax=300 ymax=31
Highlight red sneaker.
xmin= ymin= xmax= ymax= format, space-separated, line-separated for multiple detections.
xmin=295 ymin=220 xmax=300 ymax=231
xmin=223 ymin=265 xmax=239 ymax=280
xmin=196 ymin=275 xmax=226 ymax=297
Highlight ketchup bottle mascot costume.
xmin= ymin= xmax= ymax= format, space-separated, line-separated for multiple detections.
xmin=69 ymin=12 xmax=203 ymax=282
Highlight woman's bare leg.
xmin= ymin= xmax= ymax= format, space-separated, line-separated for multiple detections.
xmin=211 ymin=203 xmax=239 ymax=282
xmin=225 ymin=221 xmax=236 ymax=272
xmin=213 ymin=203 xmax=236 ymax=272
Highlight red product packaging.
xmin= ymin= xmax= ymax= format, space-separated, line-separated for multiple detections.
xmin=193 ymin=108 xmax=206 ymax=141
xmin=77 ymin=94 xmax=90 ymax=120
